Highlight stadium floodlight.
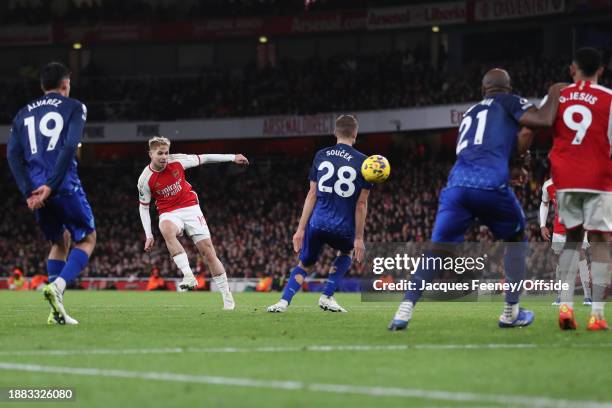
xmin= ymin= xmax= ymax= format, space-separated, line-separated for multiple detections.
xmin=259 ymin=36 xmax=268 ymax=44
xmin=73 ymin=42 xmax=82 ymax=50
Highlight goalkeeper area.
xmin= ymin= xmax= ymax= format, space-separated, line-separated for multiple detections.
xmin=1 ymin=292 xmax=610 ymax=408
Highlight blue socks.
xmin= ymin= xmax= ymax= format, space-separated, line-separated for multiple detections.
xmin=323 ymin=255 xmax=352 ymax=297
xmin=503 ymin=241 xmax=528 ymax=304
xmin=47 ymin=260 xmax=65 ymax=283
xmin=58 ymin=248 xmax=89 ymax=285
xmin=281 ymin=255 xmax=352 ymax=303
xmin=281 ymin=266 xmax=307 ymax=304
xmin=403 ymin=251 xmax=443 ymax=304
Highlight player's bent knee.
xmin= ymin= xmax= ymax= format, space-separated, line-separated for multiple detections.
xmin=159 ymin=221 xmax=178 ymax=238
xmin=196 ymin=239 xmax=217 ymax=261
xmin=196 ymin=237 xmax=213 ymax=251
xmin=73 ymin=231 xmax=97 ymax=256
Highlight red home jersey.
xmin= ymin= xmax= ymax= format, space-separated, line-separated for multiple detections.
xmin=542 ymin=178 xmax=566 ymax=234
xmin=550 ymin=81 xmax=612 ymax=192
xmin=137 ymin=154 xmax=201 ymax=214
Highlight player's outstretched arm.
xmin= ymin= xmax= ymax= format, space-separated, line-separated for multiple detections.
xmin=200 ymin=153 xmax=248 ymax=165
xmin=519 ymin=83 xmax=566 ymax=128
xmin=293 ymin=182 xmax=317 ymax=253
xmin=353 ymin=189 xmax=370 ymax=263
xmin=171 ymin=153 xmax=249 ymax=169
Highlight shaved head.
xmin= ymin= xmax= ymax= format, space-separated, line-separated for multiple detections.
xmin=482 ymin=68 xmax=512 ymax=96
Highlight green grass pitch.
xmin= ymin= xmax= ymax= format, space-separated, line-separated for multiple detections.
xmin=0 ymin=291 xmax=610 ymax=408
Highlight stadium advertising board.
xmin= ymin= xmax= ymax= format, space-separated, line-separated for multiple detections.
xmin=473 ymin=0 xmax=566 ymax=21
xmin=262 ymin=114 xmax=335 ymax=137
xmin=1 ymin=2 xmax=572 ymax=46
xmin=288 ymin=11 xmax=367 ymax=33
xmin=52 ymin=13 xmax=367 ymax=44
xmin=366 ymin=2 xmax=468 ymax=29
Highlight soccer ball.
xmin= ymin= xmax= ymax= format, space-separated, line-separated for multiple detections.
xmin=361 ymin=155 xmax=390 ymax=184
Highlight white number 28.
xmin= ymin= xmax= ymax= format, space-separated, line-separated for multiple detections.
xmin=317 ymin=161 xmax=357 ymax=198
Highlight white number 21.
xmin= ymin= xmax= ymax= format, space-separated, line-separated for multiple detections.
xmin=456 ymin=109 xmax=488 ymax=155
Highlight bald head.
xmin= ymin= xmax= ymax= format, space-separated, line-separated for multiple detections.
xmin=481 ymin=68 xmax=512 ymax=96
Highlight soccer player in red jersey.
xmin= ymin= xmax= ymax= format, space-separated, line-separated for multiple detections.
xmin=540 ymin=178 xmax=591 ymax=306
xmin=551 ymin=48 xmax=612 ymax=331
xmin=138 ymin=136 xmax=249 ymax=310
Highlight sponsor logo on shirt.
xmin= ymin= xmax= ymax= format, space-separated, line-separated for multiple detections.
xmin=157 ymin=179 xmax=183 ymax=198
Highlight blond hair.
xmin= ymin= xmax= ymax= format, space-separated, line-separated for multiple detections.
xmin=335 ymin=114 xmax=358 ymax=138
xmin=148 ymin=136 xmax=171 ymax=151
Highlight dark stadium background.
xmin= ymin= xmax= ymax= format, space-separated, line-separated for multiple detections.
xmin=1 ymin=0 xmax=611 ymax=288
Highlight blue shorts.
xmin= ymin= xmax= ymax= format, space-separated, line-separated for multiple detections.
xmin=35 ymin=188 xmax=96 ymax=243
xmin=299 ymin=224 xmax=354 ymax=267
xmin=431 ymin=186 xmax=525 ymax=243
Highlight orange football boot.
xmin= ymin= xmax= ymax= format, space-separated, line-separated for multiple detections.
xmin=587 ymin=315 xmax=609 ymax=331
xmin=559 ymin=304 xmax=577 ymax=330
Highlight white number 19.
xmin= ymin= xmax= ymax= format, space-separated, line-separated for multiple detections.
xmin=24 ymin=112 xmax=64 ymax=154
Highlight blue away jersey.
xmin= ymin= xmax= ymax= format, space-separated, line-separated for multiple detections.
xmin=446 ymin=93 xmax=533 ymax=190
xmin=7 ymin=92 xmax=87 ymax=197
xmin=308 ymin=143 xmax=372 ymax=237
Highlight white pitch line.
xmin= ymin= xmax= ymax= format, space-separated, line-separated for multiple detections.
xmin=1 ymin=342 xmax=611 ymax=357
xmin=1 ymin=362 xmax=611 ymax=408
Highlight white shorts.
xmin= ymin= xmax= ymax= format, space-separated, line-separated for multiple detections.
xmin=551 ymin=232 xmax=589 ymax=255
xmin=557 ymin=191 xmax=612 ymax=232
xmin=159 ymin=205 xmax=211 ymax=244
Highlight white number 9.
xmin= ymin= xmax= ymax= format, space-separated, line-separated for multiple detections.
xmin=563 ymin=105 xmax=592 ymax=145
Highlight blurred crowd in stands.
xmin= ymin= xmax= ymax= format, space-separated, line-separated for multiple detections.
xmin=0 ymin=144 xmax=555 ymax=283
xmin=2 ymin=52 xmax=611 ymax=124
xmin=2 ymin=2 xmax=608 ymax=287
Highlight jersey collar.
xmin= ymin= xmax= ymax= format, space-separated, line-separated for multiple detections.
xmin=148 ymin=164 xmax=165 ymax=173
